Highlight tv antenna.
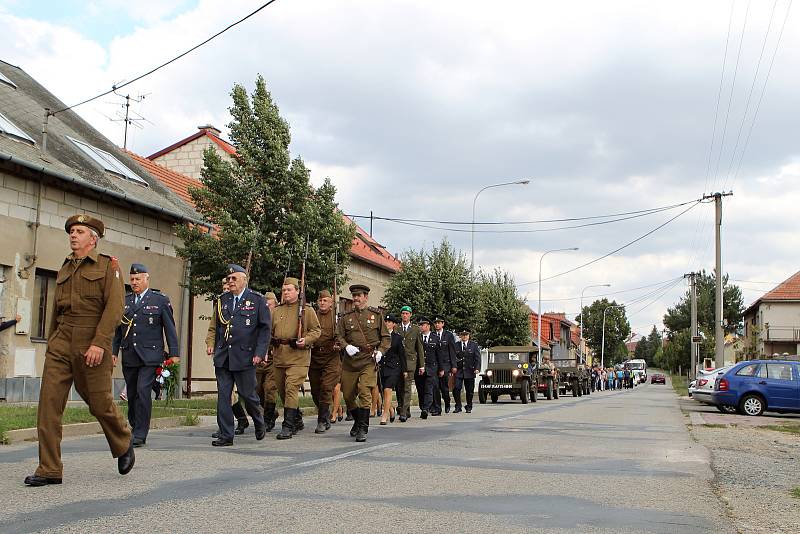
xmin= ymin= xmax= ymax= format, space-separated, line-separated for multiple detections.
xmin=105 ymin=87 xmax=152 ymax=149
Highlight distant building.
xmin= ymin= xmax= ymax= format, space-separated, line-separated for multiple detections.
xmin=530 ymin=312 xmax=580 ymax=363
xmin=743 ymin=271 xmax=800 ymax=358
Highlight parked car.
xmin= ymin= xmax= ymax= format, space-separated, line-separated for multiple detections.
xmin=688 ymin=379 xmax=696 ymax=397
xmin=693 ymin=366 xmax=735 ymax=413
xmin=650 ymin=373 xmax=666 ymax=384
xmin=711 ymin=360 xmax=800 ymax=416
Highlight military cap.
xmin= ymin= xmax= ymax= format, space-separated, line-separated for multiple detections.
xmin=265 ymin=292 xmax=277 ymax=301
xmin=318 ymin=289 xmax=332 ymax=299
xmin=129 ymin=263 xmax=148 ymax=274
xmin=227 ymin=264 xmax=246 ymax=274
xmin=433 ymin=316 xmax=446 ymax=323
xmin=459 ymin=328 xmax=471 ymax=335
xmin=417 ymin=316 xmax=431 ymax=325
xmin=65 ymin=213 xmax=105 ymax=238
xmin=349 ymin=284 xmax=370 ymax=295
xmin=384 ymin=314 xmax=399 ymax=323
xmin=283 ymin=277 xmax=300 ymax=289
xmin=400 ymin=305 xmax=412 ymax=313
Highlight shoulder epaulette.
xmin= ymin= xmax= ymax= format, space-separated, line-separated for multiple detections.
xmin=368 ymin=306 xmax=381 ymax=313
xmin=150 ymin=288 xmax=162 ymax=293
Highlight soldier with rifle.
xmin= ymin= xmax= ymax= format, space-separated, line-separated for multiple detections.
xmin=309 ymin=289 xmax=341 ymax=433
xmin=256 ymin=291 xmax=280 ymax=431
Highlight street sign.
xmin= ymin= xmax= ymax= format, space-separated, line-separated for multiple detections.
xmin=691 ymin=336 xmax=702 ymax=343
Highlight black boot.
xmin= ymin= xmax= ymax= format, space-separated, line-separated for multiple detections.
xmin=345 ymin=409 xmax=354 ymax=421
xmin=349 ymin=409 xmax=359 ymax=437
xmin=323 ymin=404 xmax=331 ymax=430
xmin=277 ymin=408 xmax=294 ymax=440
xmin=232 ymin=401 xmax=249 ymax=435
xmin=315 ymin=406 xmax=329 ymax=434
xmin=264 ymin=403 xmax=277 ymax=432
xmin=355 ymin=408 xmax=368 ymax=442
xmin=294 ymin=410 xmax=304 ymax=433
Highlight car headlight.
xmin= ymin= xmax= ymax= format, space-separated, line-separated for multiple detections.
xmin=512 ymin=369 xmax=520 ymax=377
xmin=486 ymin=370 xmax=493 ymax=377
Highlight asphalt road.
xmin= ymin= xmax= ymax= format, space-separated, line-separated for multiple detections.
xmin=0 ymin=383 xmax=734 ymax=533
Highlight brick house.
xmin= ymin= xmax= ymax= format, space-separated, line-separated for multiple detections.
xmin=743 ymin=271 xmax=800 ymax=357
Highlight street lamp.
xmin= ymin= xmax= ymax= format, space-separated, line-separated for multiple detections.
xmin=471 ymin=179 xmax=530 ymax=272
xmin=537 ymin=247 xmax=578 ymax=365
xmin=601 ymin=304 xmax=625 ymax=368
xmin=580 ymin=283 xmax=611 ymax=357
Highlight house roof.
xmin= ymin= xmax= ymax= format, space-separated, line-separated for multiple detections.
xmin=744 ymin=270 xmax=800 ymax=316
xmin=148 ymin=125 xmax=236 ymax=160
xmin=346 ymin=216 xmax=402 ymax=273
xmin=126 ymin=150 xmax=201 ymax=208
xmin=0 ymin=60 xmax=201 ymax=223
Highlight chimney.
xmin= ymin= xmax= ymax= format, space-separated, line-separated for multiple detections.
xmin=198 ymin=124 xmax=221 ymax=137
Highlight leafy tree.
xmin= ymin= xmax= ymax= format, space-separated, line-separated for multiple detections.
xmin=474 ymin=269 xmax=531 ymax=347
xmin=576 ymin=299 xmax=631 ymax=365
xmin=176 ymin=76 xmax=355 ymax=298
xmin=632 ymin=326 xmax=663 ymax=366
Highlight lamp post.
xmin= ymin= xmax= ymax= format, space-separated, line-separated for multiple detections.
xmin=470 ymin=179 xmax=530 ymax=272
xmin=537 ymin=247 xmax=578 ymax=365
xmin=601 ymin=304 xmax=625 ymax=368
xmin=580 ymin=284 xmax=610 ymax=365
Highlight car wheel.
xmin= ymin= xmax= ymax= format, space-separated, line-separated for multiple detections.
xmin=546 ymin=379 xmax=553 ymax=400
xmin=738 ymin=394 xmax=765 ymax=416
xmin=530 ymin=383 xmax=537 ymax=403
xmin=478 ymin=389 xmax=486 ymax=404
xmin=716 ymin=405 xmax=737 ymax=414
xmin=519 ymin=384 xmax=529 ymax=404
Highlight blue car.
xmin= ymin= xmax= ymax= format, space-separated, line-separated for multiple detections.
xmin=710 ymin=360 xmax=800 ymax=416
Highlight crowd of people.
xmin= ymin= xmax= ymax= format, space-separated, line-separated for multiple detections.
xmin=591 ymin=366 xmax=640 ymax=391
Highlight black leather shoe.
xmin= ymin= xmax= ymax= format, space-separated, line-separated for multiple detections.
xmin=399 ymin=416 xmax=407 ymax=423
xmin=211 ymin=430 xmax=221 ymax=438
xmin=453 ymin=407 xmax=462 ymax=413
xmin=431 ymin=411 xmax=442 ymax=416
xmin=345 ymin=411 xmax=354 ymax=422
xmin=118 ymin=443 xmax=135 ymax=475
xmin=24 ymin=475 xmax=62 ymax=487
xmin=420 ymin=410 xmax=428 ymax=420
xmin=337 ymin=414 xmax=343 ymax=422
xmin=234 ymin=419 xmax=249 ymax=435
xmin=390 ymin=413 xmax=396 ymax=423
xmin=212 ymin=438 xmax=233 ymax=447
xmin=465 ymin=407 xmax=472 ymax=413
xmin=255 ymin=426 xmax=266 ymax=440
xmin=132 ymin=438 xmax=146 ymax=448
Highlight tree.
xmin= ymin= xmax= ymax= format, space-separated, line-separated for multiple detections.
xmin=632 ymin=326 xmax=662 ymax=366
xmin=383 ymin=239 xmax=479 ymax=333
xmin=176 ymin=76 xmax=355 ymax=298
xmin=576 ymin=299 xmax=631 ymax=365
xmin=474 ymin=269 xmax=531 ymax=348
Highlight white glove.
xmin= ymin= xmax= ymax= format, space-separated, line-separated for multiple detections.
xmin=345 ymin=344 xmax=359 ymax=357
xmin=374 ymin=351 xmax=382 ymax=363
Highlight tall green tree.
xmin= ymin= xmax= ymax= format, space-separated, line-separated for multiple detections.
xmin=576 ymin=299 xmax=631 ymax=365
xmin=632 ymin=325 xmax=663 ymax=366
xmin=383 ymin=239 xmax=478 ymax=334
xmin=176 ymin=76 xmax=355 ymax=297
xmin=474 ymin=269 xmax=531 ymax=348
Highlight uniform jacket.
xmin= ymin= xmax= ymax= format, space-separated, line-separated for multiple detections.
xmin=420 ymin=330 xmax=440 ymax=375
xmin=380 ymin=330 xmax=406 ymax=373
xmin=51 ymin=248 xmax=124 ymax=352
xmin=209 ymin=287 xmax=271 ymax=372
xmin=435 ymin=329 xmax=457 ymax=371
xmin=455 ymin=339 xmax=481 ymax=375
xmin=310 ymin=308 xmax=338 ymax=367
xmin=336 ymin=306 xmax=391 ymax=372
xmin=271 ymin=301 xmax=321 ymax=368
xmin=112 ymin=289 xmax=179 ymax=367
xmin=397 ymin=322 xmax=424 ymax=372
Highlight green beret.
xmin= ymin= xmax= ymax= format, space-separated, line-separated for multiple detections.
xmin=400 ymin=305 xmax=412 ymax=313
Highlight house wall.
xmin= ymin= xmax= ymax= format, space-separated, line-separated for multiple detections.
xmin=151 ymin=136 xmax=233 ymax=181
xmin=744 ymin=301 xmax=800 ymax=357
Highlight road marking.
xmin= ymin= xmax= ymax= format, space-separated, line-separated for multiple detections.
xmin=292 ymin=442 xmax=399 ymax=468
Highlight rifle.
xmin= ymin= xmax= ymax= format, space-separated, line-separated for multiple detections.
xmin=296 ymin=237 xmax=309 ymax=342
xmin=332 ymin=251 xmax=338 ymax=320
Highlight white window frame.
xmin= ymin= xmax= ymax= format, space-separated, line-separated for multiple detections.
xmin=67 ymin=136 xmax=148 ymax=186
xmin=0 ymin=111 xmax=35 ymax=144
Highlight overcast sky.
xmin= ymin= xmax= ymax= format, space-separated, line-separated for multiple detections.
xmin=2 ymin=0 xmax=797 ymax=337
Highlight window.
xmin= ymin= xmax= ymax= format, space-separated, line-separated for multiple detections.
xmin=67 ymin=136 xmax=149 ymax=186
xmin=31 ymin=270 xmax=57 ymax=340
xmin=766 ymin=363 xmax=794 ymax=381
xmin=0 ymin=71 xmax=16 ymax=88
xmin=0 ymin=111 xmax=35 ymax=144
xmin=735 ymin=364 xmax=759 ymax=377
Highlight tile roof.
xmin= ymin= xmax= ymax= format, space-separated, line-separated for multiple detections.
xmin=125 ymin=150 xmax=201 ymax=207
xmin=745 ymin=270 xmax=800 ymax=315
xmin=147 ymin=126 xmax=235 ymax=160
xmin=346 ymin=216 xmax=402 ymax=273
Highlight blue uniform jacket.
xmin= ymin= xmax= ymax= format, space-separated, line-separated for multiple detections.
xmin=435 ymin=329 xmax=457 ymax=372
xmin=112 ymin=290 xmax=179 ymax=367
xmin=380 ymin=331 xmax=407 ymax=373
xmin=421 ymin=332 xmax=440 ymax=375
xmin=212 ymin=287 xmax=271 ymax=372
xmin=455 ymin=339 xmax=481 ymax=376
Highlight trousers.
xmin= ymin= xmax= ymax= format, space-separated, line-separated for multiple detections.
xmin=309 ymin=355 xmax=341 ymax=411
xmin=453 ymin=375 xmax=475 ymax=408
xmin=122 ymin=364 xmax=157 ymax=441
xmin=275 ymin=365 xmax=308 ymax=409
xmin=341 ymin=362 xmax=377 ymax=410
xmin=215 ymin=365 xmax=264 ymax=440
xmin=255 ymin=360 xmax=277 ymax=408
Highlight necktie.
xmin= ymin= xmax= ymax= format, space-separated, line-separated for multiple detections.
xmin=424 ymin=335 xmax=428 ymax=344
xmin=234 ymin=296 xmax=239 ymax=311
xmin=135 ymin=295 xmax=141 ymax=306
xmin=462 ymin=342 xmax=466 ymax=351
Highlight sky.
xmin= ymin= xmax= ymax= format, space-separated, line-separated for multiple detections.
xmin=1 ymin=0 xmax=798 ymax=338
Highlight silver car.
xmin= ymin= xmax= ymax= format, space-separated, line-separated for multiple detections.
xmin=693 ymin=366 xmax=736 ymax=413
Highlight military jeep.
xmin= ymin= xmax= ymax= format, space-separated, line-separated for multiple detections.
xmin=478 ymin=346 xmax=540 ymax=404
xmin=536 ymin=363 xmax=560 ymax=400
xmin=555 ymin=360 xmax=590 ymax=397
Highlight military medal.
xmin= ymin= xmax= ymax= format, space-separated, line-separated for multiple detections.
xmin=246 ymin=318 xmax=251 ymax=326
xmin=149 ymin=317 xmax=154 ymax=325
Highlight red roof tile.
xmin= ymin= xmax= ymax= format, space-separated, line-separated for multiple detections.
xmin=745 ymin=270 xmax=800 ymax=315
xmin=125 ymin=151 xmax=201 ymax=207
xmin=346 ymin=216 xmax=402 ymax=273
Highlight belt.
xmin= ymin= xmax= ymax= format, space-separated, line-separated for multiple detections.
xmin=57 ymin=315 xmax=102 ymax=327
xmin=270 ymin=338 xmax=295 ymax=346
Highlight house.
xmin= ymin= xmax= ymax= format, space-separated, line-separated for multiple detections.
xmin=530 ymin=312 xmax=579 ymax=363
xmin=0 ymin=60 xmax=203 ymax=401
xmin=148 ymin=125 xmax=402 ymax=309
xmin=742 ymin=271 xmax=800 ymax=358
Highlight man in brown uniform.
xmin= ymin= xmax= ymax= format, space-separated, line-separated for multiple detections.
xmin=309 ymin=289 xmax=341 ymax=434
xmin=396 ymin=305 xmax=424 ymax=422
xmin=271 ymin=277 xmax=321 ymax=440
xmin=25 ymin=214 xmax=134 ymax=486
xmin=256 ymin=291 xmax=279 ymax=431
xmin=336 ymin=284 xmax=390 ymax=442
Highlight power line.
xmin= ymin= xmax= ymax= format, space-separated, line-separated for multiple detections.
xmin=537 ymin=276 xmax=685 ymax=302
xmin=49 ymin=0 xmax=280 ymax=116
xmin=517 ymin=201 xmax=701 ymax=288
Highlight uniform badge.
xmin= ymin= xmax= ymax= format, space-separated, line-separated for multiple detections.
xmin=246 ymin=300 xmax=250 ymax=306
xmin=149 ymin=317 xmax=154 ymax=325
xmin=246 ymin=318 xmax=251 ymax=326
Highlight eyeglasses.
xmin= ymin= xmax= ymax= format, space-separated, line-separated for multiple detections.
xmin=225 ymin=276 xmax=237 ymax=281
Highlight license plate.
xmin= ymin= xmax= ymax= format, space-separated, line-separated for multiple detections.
xmin=482 ymin=384 xmax=512 ymax=389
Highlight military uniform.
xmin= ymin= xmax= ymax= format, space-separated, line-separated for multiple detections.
xmin=433 ymin=322 xmax=457 ymax=414
xmin=453 ymin=333 xmax=481 ymax=413
xmin=418 ymin=319 xmax=440 ymax=418
xmin=309 ymin=290 xmax=340 ymax=433
xmin=335 ymin=284 xmax=390 ymax=441
xmin=27 ymin=214 xmax=133 ymax=486
xmin=256 ymin=292 xmax=279 ymax=431
xmin=396 ymin=316 xmax=423 ymax=420
xmin=270 ymin=278 xmax=321 ymax=439
xmin=208 ymin=266 xmax=270 ymax=444
xmin=112 ymin=264 xmax=179 ymax=446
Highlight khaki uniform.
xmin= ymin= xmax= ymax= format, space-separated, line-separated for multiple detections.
xmin=397 ymin=322 xmax=424 ymax=418
xmin=336 ymin=307 xmax=390 ymax=409
xmin=309 ymin=309 xmax=341 ymax=413
xmin=270 ymin=301 xmax=321 ymax=409
xmin=35 ymin=249 xmax=129 ymax=478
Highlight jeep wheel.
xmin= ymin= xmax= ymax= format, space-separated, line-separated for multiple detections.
xmin=738 ymin=394 xmax=765 ymax=416
xmin=519 ymin=384 xmax=528 ymax=404
xmin=530 ymin=383 xmax=537 ymax=402
xmin=478 ymin=389 xmax=487 ymax=404
xmin=491 ymin=393 xmax=499 ymax=403
xmin=545 ymin=379 xmax=553 ymax=400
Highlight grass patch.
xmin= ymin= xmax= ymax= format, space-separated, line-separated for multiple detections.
xmin=791 ymin=487 xmax=800 ymax=499
xmin=180 ymin=414 xmax=200 ymax=426
xmin=761 ymin=423 xmax=800 ymax=436
xmin=670 ymin=373 xmax=689 ymax=397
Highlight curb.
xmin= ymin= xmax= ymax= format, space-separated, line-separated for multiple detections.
xmin=3 ymin=407 xmax=322 ymax=445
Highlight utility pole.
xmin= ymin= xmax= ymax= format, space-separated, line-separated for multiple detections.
xmin=704 ymin=191 xmax=733 ymax=367
xmin=685 ymin=272 xmax=698 ymax=377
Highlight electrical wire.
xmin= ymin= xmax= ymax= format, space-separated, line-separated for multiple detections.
xmin=49 ymin=0 xmax=280 ymax=116
xmin=536 ymin=276 xmax=685 ymax=303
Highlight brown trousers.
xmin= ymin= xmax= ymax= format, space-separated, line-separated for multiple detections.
xmin=308 ymin=355 xmax=341 ymax=410
xmin=399 ymin=373 xmax=414 ymax=417
xmin=274 ymin=365 xmax=308 ymax=409
xmin=341 ymin=363 xmax=377 ymax=410
xmin=36 ymin=325 xmax=131 ymax=478
xmin=255 ymin=361 xmax=277 ymax=407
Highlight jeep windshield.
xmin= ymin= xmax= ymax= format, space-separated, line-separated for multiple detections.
xmin=488 ymin=352 xmax=525 ymax=364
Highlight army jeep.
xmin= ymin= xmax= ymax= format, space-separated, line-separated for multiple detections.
xmin=478 ymin=346 xmax=540 ymax=404
xmin=554 ymin=359 xmax=591 ymax=397
xmin=536 ymin=363 xmax=560 ymax=400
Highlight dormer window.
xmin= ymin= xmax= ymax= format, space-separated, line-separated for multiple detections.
xmin=0 ymin=111 xmax=35 ymax=144
xmin=67 ymin=136 xmax=148 ymax=186
xmin=0 ymin=71 xmax=16 ymax=89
